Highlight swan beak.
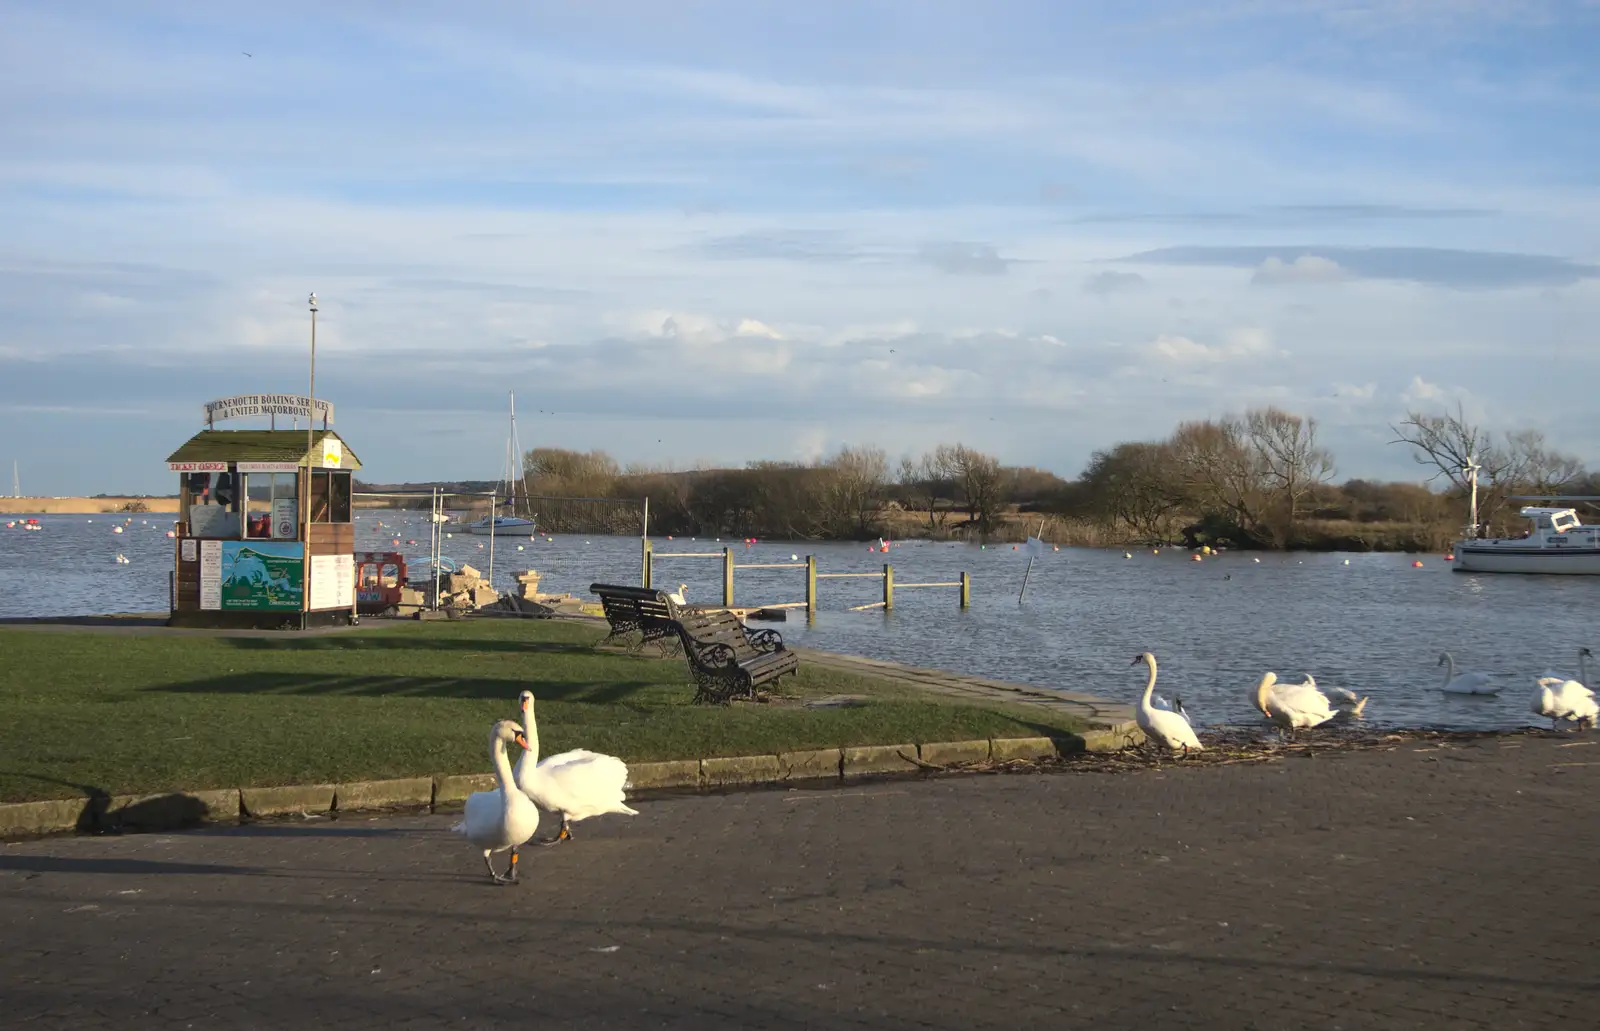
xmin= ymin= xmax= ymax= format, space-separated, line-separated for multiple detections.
xmin=514 ymin=733 xmax=531 ymax=750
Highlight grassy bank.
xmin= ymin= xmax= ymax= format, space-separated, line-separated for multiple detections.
xmin=0 ymin=619 xmax=1082 ymax=804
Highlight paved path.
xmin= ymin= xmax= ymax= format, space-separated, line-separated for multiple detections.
xmin=3 ymin=735 xmax=1597 ymax=1030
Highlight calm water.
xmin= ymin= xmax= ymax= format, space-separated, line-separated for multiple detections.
xmin=5 ymin=511 xmax=1598 ymax=732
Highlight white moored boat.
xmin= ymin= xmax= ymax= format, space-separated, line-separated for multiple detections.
xmin=1452 ymin=506 xmax=1600 ymax=575
xmin=465 ymin=514 xmax=536 ymax=536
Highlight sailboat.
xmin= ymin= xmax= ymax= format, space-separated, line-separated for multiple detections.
xmin=466 ymin=391 xmax=537 ymax=536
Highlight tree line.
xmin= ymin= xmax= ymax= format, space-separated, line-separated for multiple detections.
xmin=360 ymin=404 xmax=1592 ymax=550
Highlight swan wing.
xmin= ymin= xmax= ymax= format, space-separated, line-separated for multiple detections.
xmin=521 ymin=752 xmax=638 ymax=819
xmin=1140 ymin=707 xmax=1204 ymax=751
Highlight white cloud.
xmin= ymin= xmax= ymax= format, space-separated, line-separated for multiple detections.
xmin=1333 ymin=381 xmax=1378 ymax=399
xmin=1148 ymin=327 xmax=1281 ymax=365
xmin=1400 ymin=375 xmax=1448 ymax=403
xmin=1251 ymin=255 xmax=1349 ymax=286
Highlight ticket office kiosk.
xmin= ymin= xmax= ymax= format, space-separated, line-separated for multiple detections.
xmin=166 ymin=430 xmax=361 ymax=629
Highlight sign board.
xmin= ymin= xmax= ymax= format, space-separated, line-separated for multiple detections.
xmin=199 ymin=540 xmax=222 ymax=610
xmin=310 ymin=554 xmax=354 ymax=610
xmin=202 ymin=395 xmax=334 ymax=425
xmin=220 ymin=541 xmax=304 ymax=610
xmin=319 ymin=438 xmax=342 ymax=469
xmin=169 ymin=461 xmax=228 ymax=472
xmin=180 ymin=538 xmax=197 ymax=563
xmin=272 ymin=497 xmax=299 ymax=539
xmin=237 ymin=461 xmax=300 ymax=473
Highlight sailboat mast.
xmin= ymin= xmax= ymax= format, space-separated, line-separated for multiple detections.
xmin=11 ymin=460 xmax=18 ymax=498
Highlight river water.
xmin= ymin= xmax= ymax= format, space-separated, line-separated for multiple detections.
xmin=4 ymin=511 xmax=1597 ymax=732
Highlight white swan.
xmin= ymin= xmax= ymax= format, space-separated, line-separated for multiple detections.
xmin=665 ymin=583 xmax=688 ymax=606
xmin=1532 ymin=648 xmax=1597 ymax=729
xmin=1151 ymin=693 xmax=1190 ymax=725
xmin=1438 ymin=652 xmax=1498 ymax=695
xmin=1321 ymin=684 xmax=1370 ymax=716
xmin=453 ymin=720 xmax=541 ymax=884
xmin=1131 ymin=653 xmax=1203 ymax=754
xmin=1253 ymin=672 xmax=1341 ymax=730
xmin=513 ymin=690 xmax=638 ymax=844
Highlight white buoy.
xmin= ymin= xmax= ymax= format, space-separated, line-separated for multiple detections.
xmin=791 ymin=554 xmax=798 ymax=561
xmin=1343 ymin=558 xmax=1350 ymax=565
xmin=1253 ymin=557 xmax=1261 ymax=563
xmin=446 ymin=532 xmax=452 ymax=538
xmin=1124 ymin=551 xmax=1132 ymax=559
xmin=517 ymin=545 xmax=525 ymax=551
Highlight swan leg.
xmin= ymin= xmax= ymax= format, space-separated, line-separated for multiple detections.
xmin=538 ymin=817 xmax=573 ymax=847
xmin=506 ymin=847 xmax=520 ymax=884
xmin=482 ymin=850 xmax=502 ymax=883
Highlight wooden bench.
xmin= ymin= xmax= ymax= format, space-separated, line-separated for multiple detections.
xmin=674 ymin=607 xmax=800 ymax=705
xmin=589 ymin=583 xmax=684 ymax=655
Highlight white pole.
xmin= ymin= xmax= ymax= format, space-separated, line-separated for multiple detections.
xmin=304 ymin=293 xmax=318 ymax=629
xmin=488 ymin=489 xmax=497 ymax=592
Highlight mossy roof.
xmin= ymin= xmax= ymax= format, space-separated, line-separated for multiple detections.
xmin=165 ymin=430 xmax=363 ymax=471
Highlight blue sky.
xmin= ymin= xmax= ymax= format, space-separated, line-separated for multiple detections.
xmin=2 ymin=0 xmax=1598 ymax=495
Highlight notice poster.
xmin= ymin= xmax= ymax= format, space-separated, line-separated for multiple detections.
xmin=220 ymin=541 xmax=304 ymax=610
xmin=310 ymin=554 xmax=354 ymax=610
xmin=272 ymin=497 xmax=298 ymax=539
xmin=199 ymin=540 xmax=222 ymax=610
xmin=320 ymin=438 xmax=342 ymax=469
xmin=181 ymin=538 xmax=197 ymax=563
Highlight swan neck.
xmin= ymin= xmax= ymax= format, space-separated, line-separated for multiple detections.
xmin=522 ymin=701 xmax=540 ymax=764
xmin=1581 ymin=651 xmax=1591 ymax=687
xmin=491 ymin=732 xmax=516 ymax=793
xmin=1141 ymin=655 xmax=1157 ymax=705
xmin=1255 ymin=674 xmax=1273 ymax=713
xmin=1443 ymin=653 xmax=1456 ymax=684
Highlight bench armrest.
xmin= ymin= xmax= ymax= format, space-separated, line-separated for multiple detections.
xmin=744 ymin=627 xmax=785 ymax=653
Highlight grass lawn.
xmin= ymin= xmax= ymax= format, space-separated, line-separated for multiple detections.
xmin=0 ymin=619 xmax=1083 ymax=804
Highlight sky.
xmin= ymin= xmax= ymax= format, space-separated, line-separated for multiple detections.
xmin=2 ymin=0 xmax=1598 ymax=495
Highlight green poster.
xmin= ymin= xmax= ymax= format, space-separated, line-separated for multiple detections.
xmin=220 ymin=541 xmax=304 ymax=610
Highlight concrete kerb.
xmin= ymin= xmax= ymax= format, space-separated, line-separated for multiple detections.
xmin=0 ymin=728 xmax=1143 ymax=841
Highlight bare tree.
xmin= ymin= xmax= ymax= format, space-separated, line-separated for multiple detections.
xmin=1391 ymin=407 xmax=1586 ymax=532
xmin=941 ymin=444 xmax=1005 ymax=532
xmin=1246 ymin=407 xmax=1335 ymax=547
xmin=1166 ymin=417 xmax=1269 ymax=542
xmin=1079 ymin=442 xmax=1182 ymax=541
xmin=898 ymin=451 xmax=957 ymax=534
xmin=819 ymin=446 xmax=889 ymax=538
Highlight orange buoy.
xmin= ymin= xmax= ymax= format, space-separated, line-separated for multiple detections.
xmin=1412 ymin=560 xmax=1424 ymax=568
xmin=1191 ymin=554 xmax=1202 ymax=562
xmin=1444 ymin=553 xmax=1454 ymax=560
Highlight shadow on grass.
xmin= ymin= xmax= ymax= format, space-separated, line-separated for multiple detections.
xmin=139 ymin=671 xmax=673 ymax=704
xmin=219 ymin=636 xmax=614 ymax=657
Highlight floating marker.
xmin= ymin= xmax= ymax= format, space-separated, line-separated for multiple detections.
xmin=1412 ymin=560 xmax=1424 ymax=568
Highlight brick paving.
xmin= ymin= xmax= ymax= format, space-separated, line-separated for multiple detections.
xmin=2 ymin=734 xmax=1596 ymax=1030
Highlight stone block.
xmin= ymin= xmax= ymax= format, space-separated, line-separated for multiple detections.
xmin=0 ymin=798 xmax=88 ymax=838
xmin=990 ymin=736 xmax=1059 ymax=762
xmin=399 ymin=587 xmax=424 ymax=606
xmin=842 ymin=744 xmax=921 ymax=777
xmin=335 ymin=777 xmax=434 ymax=811
xmin=240 ymin=783 xmax=335 ymax=818
xmin=778 ymin=747 xmax=842 ymax=781
xmin=624 ymin=760 xmax=701 ymax=790
xmin=459 ymin=564 xmax=481 ymax=580
xmin=702 ymin=754 xmax=781 ymax=787
xmin=471 ymin=586 xmax=501 ymax=608
xmin=919 ymin=740 xmax=991 ymax=766
xmin=102 ymin=789 xmax=239 ymax=831
xmin=433 ymin=773 xmax=499 ymax=804
xmin=1079 ymin=722 xmax=1144 ymax=753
